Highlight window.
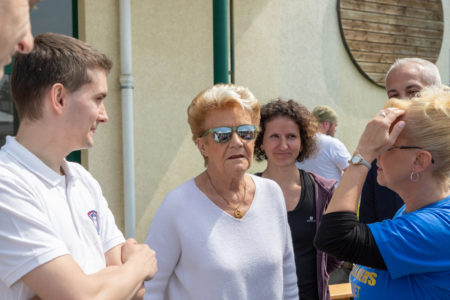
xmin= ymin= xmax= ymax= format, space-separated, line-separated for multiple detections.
xmin=1 ymin=0 xmax=80 ymax=162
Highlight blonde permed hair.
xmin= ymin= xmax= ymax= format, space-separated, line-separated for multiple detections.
xmin=187 ymin=84 xmax=260 ymax=141
xmin=385 ymin=85 xmax=450 ymax=181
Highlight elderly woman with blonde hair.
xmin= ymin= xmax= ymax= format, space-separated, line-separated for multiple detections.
xmin=315 ymin=85 xmax=450 ymax=299
xmin=144 ymin=84 xmax=298 ymax=299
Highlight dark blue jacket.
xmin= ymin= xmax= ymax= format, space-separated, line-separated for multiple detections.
xmin=359 ymin=160 xmax=404 ymax=224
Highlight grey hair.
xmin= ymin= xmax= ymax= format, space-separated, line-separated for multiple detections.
xmin=385 ymin=58 xmax=441 ymax=86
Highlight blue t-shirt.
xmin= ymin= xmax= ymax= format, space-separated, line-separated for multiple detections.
xmin=350 ymin=195 xmax=450 ymax=299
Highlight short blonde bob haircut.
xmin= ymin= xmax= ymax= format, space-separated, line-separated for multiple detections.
xmin=187 ymin=84 xmax=260 ymax=142
xmin=385 ymin=85 xmax=450 ymax=181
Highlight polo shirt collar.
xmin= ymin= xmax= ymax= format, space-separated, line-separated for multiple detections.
xmin=3 ymin=136 xmax=66 ymax=186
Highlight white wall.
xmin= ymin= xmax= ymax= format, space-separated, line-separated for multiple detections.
xmin=80 ymin=0 xmax=450 ymax=241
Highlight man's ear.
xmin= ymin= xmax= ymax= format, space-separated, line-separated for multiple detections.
xmin=49 ymin=83 xmax=66 ymax=115
xmin=318 ymin=122 xmax=328 ymax=133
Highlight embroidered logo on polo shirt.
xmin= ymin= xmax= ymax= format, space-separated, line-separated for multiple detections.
xmin=88 ymin=210 xmax=100 ymax=234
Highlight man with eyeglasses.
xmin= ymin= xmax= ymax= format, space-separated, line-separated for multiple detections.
xmin=0 ymin=0 xmax=38 ymax=78
xmin=359 ymin=58 xmax=442 ymax=224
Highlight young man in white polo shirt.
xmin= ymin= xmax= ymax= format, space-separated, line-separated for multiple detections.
xmin=0 ymin=33 xmax=157 ymax=299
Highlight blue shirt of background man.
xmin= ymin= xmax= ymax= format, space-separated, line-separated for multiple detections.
xmin=350 ymin=195 xmax=450 ymax=299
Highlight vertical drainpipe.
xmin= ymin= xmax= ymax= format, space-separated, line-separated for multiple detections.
xmin=229 ymin=0 xmax=235 ymax=84
xmin=213 ymin=0 xmax=229 ymax=84
xmin=119 ymin=0 xmax=136 ymax=238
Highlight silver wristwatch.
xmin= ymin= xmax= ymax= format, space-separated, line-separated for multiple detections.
xmin=348 ymin=154 xmax=371 ymax=170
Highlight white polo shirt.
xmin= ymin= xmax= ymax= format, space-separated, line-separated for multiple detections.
xmin=0 ymin=136 xmax=125 ymax=299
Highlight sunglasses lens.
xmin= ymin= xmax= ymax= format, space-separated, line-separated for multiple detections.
xmin=212 ymin=127 xmax=233 ymax=143
xmin=237 ymin=125 xmax=256 ymax=141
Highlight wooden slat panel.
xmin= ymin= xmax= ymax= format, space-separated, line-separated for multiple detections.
xmin=341 ymin=19 xmax=443 ymax=39
xmin=339 ymin=0 xmax=443 ymax=87
xmin=341 ymin=9 xmax=443 ymax=30
xmin=341 ymin=0 xmax=442 ymax=20
xmin=363 ymin=0 xmax=442 ymax=10
xmin=346 ymin=41 xmax=440 ymax=57
xmin=345 ymin=30 xmax=442 ymax=48
xmin=359 ymin=61 xmax=391 ymax=73
xmin=366 ymin=72 xmax=387 ymax=84
xmin=352 ymin=51 xmax=435 ymax=64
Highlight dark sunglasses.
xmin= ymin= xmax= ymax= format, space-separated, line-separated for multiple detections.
xmin=387 ymin=146 xmax=434 ymax=163
xmin=201 ymin=124 xmax=258 ymax=143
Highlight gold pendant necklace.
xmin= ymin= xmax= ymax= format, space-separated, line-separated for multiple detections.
xmin=206 ymin=171 xmax=246 ymax=219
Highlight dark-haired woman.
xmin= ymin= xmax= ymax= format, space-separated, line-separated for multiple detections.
xmin=255 ymin=99 xmax=341 ymax=300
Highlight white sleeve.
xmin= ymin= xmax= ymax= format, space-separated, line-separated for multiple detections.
xmin=98 ymin=194 xmax=125 ymax=253
xmin=0 ymin=176 xmax=68 ymax=287
xmin=331 ymin=139 xmax=351 ymax=171
xmin=144 ymin=193 xmax=181 ymax=300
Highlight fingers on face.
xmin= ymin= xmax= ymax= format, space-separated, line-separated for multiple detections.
xmin=379 ymin=108 xmax=405 ymax=120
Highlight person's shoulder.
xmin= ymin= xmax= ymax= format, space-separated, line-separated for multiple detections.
xmin=318 ymin=134 xmax=342 ymax=150
xmin=436 ymin=195 xmax=450 ymax=207
xmin=0 ymin=151 xmax=34 ymax=187
xmin=308 ymin=171 xmax=336 ymax=192
xmin=250 ymin=174 xmax=287 ymax=214
xmin=418 ymin=196 xmax=450 ymax=216
xmin=152 ymin=178 xmax=198 ymax=221
xmin=383 ymin=197 xmax=450 ymax=229
xmin=167 ymin=178 xmax=196 ymax=195
xmin=250 ymin=174 xmax=281 ymax=191
xmin=0 ymin=152 xmax=21 ymax=176
xmin=325 ymin=135 xmax=346 ymax=147
xmin=65 ymin=161 xmax=97 ymax=182
xmin=161 ymin=178 xmax=197 ymax=206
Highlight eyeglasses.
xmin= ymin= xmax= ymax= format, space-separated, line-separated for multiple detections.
xmin=387 ymin=146 xmax=423 ymax=151
xmin=201 ymin=124 xmax=258 ymax=143
xmin=387 ymin=146 xmax=434 ymax=163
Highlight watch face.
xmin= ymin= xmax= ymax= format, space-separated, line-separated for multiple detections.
xmin=351 ymin=155 xmax=360 ymax=164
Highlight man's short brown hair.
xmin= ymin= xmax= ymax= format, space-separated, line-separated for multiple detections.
xmin=11 ymin=32 xmax=112 ymax=121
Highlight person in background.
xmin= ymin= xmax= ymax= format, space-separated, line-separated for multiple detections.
xmin=315 ymin=86 xmax=450 ymax=299
xmin=144 ymin=84 xmax=298 ymax=300
xmin=296 ymin=105 xmax=350 ymax=185
xmin=296 ymin=105 xmax=352 ymax=285
xmin=254 ymin=99 xmax=341 ymax=300
xmin=0 ymin=33 xmax=157 ymax=299
xmin=0 ymin=0 xmax=37 ymax=78
xmin=359 ymin=58 xmax=442 ymax=224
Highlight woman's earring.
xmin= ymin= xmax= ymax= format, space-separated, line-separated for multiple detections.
xmin=410 ymin=172 xmax=420 ymax=182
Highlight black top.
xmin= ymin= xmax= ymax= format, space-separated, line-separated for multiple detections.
xmin=255 ymin=170 xmax=319 ymax=299
xmin=314 ymin=212 xmax=387 ymax=270
xmin=359 ymin=160 xmax=404 ymax=223
xmin=288 ymin=170 xmax=319 ymax=300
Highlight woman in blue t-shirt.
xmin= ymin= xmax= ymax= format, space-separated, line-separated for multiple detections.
xmin=315 ymin=86 xmax=450 ymax=299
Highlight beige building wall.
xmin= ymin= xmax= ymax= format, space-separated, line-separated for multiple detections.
xmin=78 ymin=0 xmax=450 ymax=242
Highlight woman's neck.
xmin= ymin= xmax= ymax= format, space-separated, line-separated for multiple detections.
xmin=205 ymin=168 xmax=245 ymax=193
xmin=262 ymin=162 xmax=300 ymax=187
xmin=398 ymin=176 xmax=449 ymax=213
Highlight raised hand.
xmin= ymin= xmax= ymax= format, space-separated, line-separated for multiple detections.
xmin=355 ymin=108 xmax=406 ymax=162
